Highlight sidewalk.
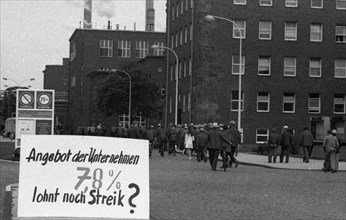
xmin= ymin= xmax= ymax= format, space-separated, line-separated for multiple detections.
xmin=175 ymin=149 xmax=346 ymax=171
xmin=236 ymin=153 xmax=346 ymax=171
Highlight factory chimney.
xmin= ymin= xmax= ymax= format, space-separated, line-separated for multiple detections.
xmin=145 ymin=0 xmax=155 ymax=32
xmin=83 ymin=0 xmax=92 ymax=29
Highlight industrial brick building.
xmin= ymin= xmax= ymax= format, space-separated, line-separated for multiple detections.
xmin=68 ymin=28 xmax=166 ymax=133
xmin=166 ymin=0 xmax=346 ymax=144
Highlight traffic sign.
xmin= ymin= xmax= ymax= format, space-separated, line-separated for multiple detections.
xmin=37 ymin=91 xmax=53 ymax=109
xmin=18 ymin=91 xmax=35 ymax=109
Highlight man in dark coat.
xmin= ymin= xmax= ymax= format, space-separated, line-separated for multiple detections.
xmin=196 ymin=125 xmax=209 ymax=162
xmin=128 ymin=121 xmax=141 ymax=139
xmin=228 ymin=121 xmax=241 ymax=167
xmin=299 ymin=127 xmax=314 ymax=163
xmin=156 ymin=123 xmax=167 ymax=157
xmin=268 ymin=128 xmax=280 ymax=163
xmin=280 ymin=125 xmax=293 ymax=163
xmin=208 ymin=122 xmax=229 ymax=171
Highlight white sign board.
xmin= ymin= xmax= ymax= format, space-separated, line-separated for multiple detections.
xmin=18 ymin=135 xmax=149 ymax=219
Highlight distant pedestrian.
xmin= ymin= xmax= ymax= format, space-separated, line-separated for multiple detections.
xmin=280 ymin=125 xmax=293 ymax=163
xmin=299 ymin=127 xmax=314 ymax=163
xmin=167 ymin=125 xmax=177 ymax=156
xmin=335 ymin=135 xmax=342 ymax=172
xmin=95 ymin=123 xmax=105 ymax=136
xmin=228 ymin=121 xmax=241 ymax=168
xmin=268 ymin=128 xmax=280 ymax=163
xmin=184 ymin=126 xmax=194 ymax=160
xmin=115 ymin=123 xmax=125 ymax=137
xmin=156 ymin=123 xmax=167 ymax=157
xmin=208 ymin=122 xmax=222 ymax=171
xmin=322 ymin=129 xmax=339 ymax=173
xmin=128 ymin=121 xmax=141 ymax=139
xmin=196 ymin=125 xmax=209 ymax=162
xmin=220 ymin=125 xmax=233 ymax=171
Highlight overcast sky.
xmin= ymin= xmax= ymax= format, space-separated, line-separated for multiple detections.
xmin=0 ymin=0 xmax=167 ymax=90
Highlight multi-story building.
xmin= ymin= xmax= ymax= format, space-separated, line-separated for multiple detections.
xmin=166 ymin=0 xmax=346 ymax=144
xmin=68 ymin=28 xmax=166 ymax=134
xmin=43 ymin=58 xmax=70 ymax=133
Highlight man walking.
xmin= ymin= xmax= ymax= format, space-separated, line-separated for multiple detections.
xmin=299 ymin=127 xmax=313 ymax=163
xmin=322 ymin=129 xmax=339 ymax=173
xmin=280 ymin=125 xmax=293 ymax=163
xmin=227 ymin=121 xmax=241 ymax=168
xmin=208 ymin=122 xmax=222 ymax=171
xmin=268 ymin=128 xmax=280 ymax=163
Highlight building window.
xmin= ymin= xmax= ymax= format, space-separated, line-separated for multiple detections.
xmin=234 ymin=0 xmax=246 ymax=4
xmin=284 ymin=57 xmax=296 ymax=77
xmin=71 ymin=76 xmax=76 ymax=87
xmin=285 ymin=0 xmax=298 ymax=7
xmin=233 ymin=20 xmax=246 ymax=39
xmin=153 ymin=42 xmax=165 ymax=56
xmin=180 ymin=29 xmax=183 ymax=45
xmin=186 ymin=0 xmax=189 ymax=11
xmin=335 ymin=59 xmax=346 ymax=78
xmin=309 ymin=58 xmax=322 ymax=77
xmin=175 ymin=32 xmax=179 ymax=48
xmin=169 ymin=96 xmax=172 ymax=114
xmin=171 ymin=34 xmax=174 ymax=49
xmin=117 ymin=40 xmax=131 ymax=58
xmin=171 ymin=4 xmax=175 ymax=21
xmin=188 ymin=92 xmax=191 ymax=112
xmin=183 ymin=94 xmax=186 ymax=112
xmin=190 ymin=23 xmax=193 ymax=41
xmin=100 ymin=39 xmax=113 ymax=57
xmin=285 ymin=22 xmax=297 ymax=41
xmin=184 ymin=26 xmax=188 ymax=43
xmin=336 ymin=25 xmax=346 ymax=43
xmin=260 ymin=0 xmax=272 ymax=6
xmin=232 ymin=55 xmax=245 ymax=75
xmin=311 ymin=0 xmax=323 ymax=8
xmin=179 ymin=60 xmax=182 ymax=79
xmin=283 ymin=93 xmax=295 ymax=113
xmin=176 ymin=4 xmax=179 ymax=18
xmin=135 ymin=41 xmax=149 ymax=58
xmin=183 ymin=59 xmax=187 ymax=77
xmin=259 ymin=21 xmax=272 ymax=40
xmin=258 ymin=56 xmax=271 ymax=76
xmin=334 ymin=94 xmax=346 ymax=114
xmin=170 ymin=65 xmax=174 ymax=81
xmin=336 ymin=0 xmax=346 ymax=9
xmin=256 ymin=129 xmax=269 ymax=144
xmin=231 ymin=91 xmax=244 ymax=111
xmin=308 ymin=93 xmax=321 ymax=114
xmin=257 ymin=92 xmax=270 ymax=112
xmin=310 ymin=24 xmax=323 ymax=42
xmin=189 ymin=57 xmax=192 ymax=76
xmin=181 ymin=0 xmax=184 ymax=14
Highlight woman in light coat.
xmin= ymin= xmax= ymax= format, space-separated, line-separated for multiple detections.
xmin=184 ymin=126 xmax=194 ymax=160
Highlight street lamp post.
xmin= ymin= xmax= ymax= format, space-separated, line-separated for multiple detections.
xmin=151 ymin=44 xmax=179 ymax=125
xmin=108 ymin=69 xmax=132 ymax=128
xmin=204 ymin=15 xmax=243 ymax=131
xmin=3 ymin=77 xmax=35 ymax=87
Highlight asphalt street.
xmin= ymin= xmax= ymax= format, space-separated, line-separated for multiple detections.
xmin=1 ymin=147 xmax=346 ymax=219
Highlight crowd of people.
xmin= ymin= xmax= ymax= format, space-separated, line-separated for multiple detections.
xmin=78 ymin=121 xmax=342 ymax=173
xmin=81 ymin=120 xmax=242 ymax=171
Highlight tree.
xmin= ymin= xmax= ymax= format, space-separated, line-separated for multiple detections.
xmin=96 ymin=61 xmax=161 ymax=121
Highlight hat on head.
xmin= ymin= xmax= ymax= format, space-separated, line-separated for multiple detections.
xmin=283 ymin=125 xmax=288 ymax=129
xmin=212 ymin=122 xmax=219 ymax=128
xmin=331 ymin=129 xmax=337 ymax=134
xmin=229 ymin=120 xmax=236 ymax=126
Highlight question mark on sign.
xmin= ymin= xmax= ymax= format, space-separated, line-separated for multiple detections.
xmin=128 ymin=183 xmax=140 ymax=214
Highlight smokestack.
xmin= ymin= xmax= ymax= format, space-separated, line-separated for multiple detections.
xmin=134 ymin=22 xmax=136 ymax=31
xmin=84 ymin=0 xmax=92 ymax=29
xmin=146 ymin=0 xmax=155 ymax=32
xmin=107 ymin=21 xmax=112 ymax=30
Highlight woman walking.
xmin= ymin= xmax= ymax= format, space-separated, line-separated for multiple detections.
xmin=184 ymin=126 xmax=194 ymax=160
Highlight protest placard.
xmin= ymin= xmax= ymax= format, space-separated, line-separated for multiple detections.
xmin=18 ymin=135 xmax=149 ymax=219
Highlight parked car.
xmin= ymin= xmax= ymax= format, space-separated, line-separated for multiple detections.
xmin=2 ymin=117 xmax=15 ymax=139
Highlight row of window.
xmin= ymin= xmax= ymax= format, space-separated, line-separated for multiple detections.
xmin=171 ymin=0 xmax=193 ymax=21
xmin=230 ymin=91 xmax=346 ymax=114
xmin=169 ymin=58 xmax=193 ymax=81
xmin=170 ymin=24 xmax=193 ymax=49
xmin=205 ymin=21 xmax=346 ymax=43
xmin=234 ymin=0 xmax=346 ymax=9
xmin=167 ymin=91 xmax=346 ymax=117
xmin=230 ymin=56 xmax=346 ymax=78
xmin=99 ymin=40 xmax=165 ymax=58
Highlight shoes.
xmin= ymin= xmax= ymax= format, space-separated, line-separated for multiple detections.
xmin=204 ymin=158 xmax=207 ymax=162
xmin=305 ymin=161 xmax=309 ymax=163
xmin=235 ymin=161 xmax=239 ymax=168
xmin=268 ymin=161 xmax=272 ymax=163
xmin=331 ymin=169 xmax=337 ymax=173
